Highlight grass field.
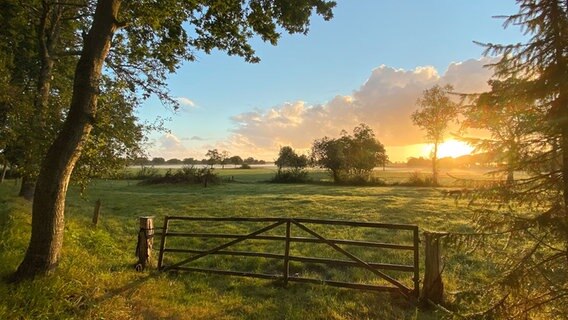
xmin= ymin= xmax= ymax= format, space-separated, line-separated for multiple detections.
xmin=0 ymin=168 xmax=498 ymax=319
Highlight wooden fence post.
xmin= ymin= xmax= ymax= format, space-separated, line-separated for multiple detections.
xmin=421 ymin=232 xmax=444 ymax=305
xmin=136 ymin=216 xmax=154 ymax=271
xmin=157 ymin=217 xmax=170 ymax=270
xmin=92 ymin=199 xmax=101 ymax=227
xmin=413 ymin=226 xmax=420 ymax=299
xmin=283 ymin=220 xmax=291 ymax=286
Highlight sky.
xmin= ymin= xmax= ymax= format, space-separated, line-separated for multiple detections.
xmin=139 ymin=0 xmax=527 ymax=163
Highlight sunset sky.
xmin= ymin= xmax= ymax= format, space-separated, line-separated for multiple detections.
xmin=139 ymin=0 xmax=526 ymax=162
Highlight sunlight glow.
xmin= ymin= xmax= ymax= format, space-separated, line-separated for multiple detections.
xmin=421 ymin=139 xmax=474 ymax=159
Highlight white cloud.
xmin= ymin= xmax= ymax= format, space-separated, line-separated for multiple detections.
xmin=176 ymin=97 xmax=196 ymax=108
xmin=151 ymin=58 xmax=496 ymax=162
xmin=220 ymin=58 xmax=495 ymax=161
xmin=148 ymin=133 xmax=190 ymax=159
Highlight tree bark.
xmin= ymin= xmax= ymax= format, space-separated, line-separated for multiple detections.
xmin=14 ymin=0 xmax=121 ymax=280
xmin=561 ymin=105 xmax=568 ymax=217
xmin=0 ymin=159 xmax=7 ymax=183
xmin=506 ymin=140 xmax=517 ymax=185
xmin=18 ymin=176 xmax=35 ymax=200
xmin=432 ymin=142 xmax=439 ymax=186
xmin=506 ymin=165 xmax=514 ymax=185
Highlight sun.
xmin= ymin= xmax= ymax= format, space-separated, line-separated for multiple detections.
xmin=422 ymin=139 xmax=474 ymax=159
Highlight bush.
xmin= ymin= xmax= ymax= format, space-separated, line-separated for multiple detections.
xmin=270 ymin=169 xmax=310 ymax=183
xmin=239 ymin=164 xmax=251 ymax=169
xmin=140 ymin=166 xmax=219 ymax=185
xmin=402 ymin=171 xmax=436 ymax=187
xmin=135 ymin=166 xmax=159 ymax=180
xmin=335 ymin=174 xmax=386 ymax=186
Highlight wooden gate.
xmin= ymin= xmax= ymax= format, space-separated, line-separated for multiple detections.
xmin=157 ymin=217 xmax=420 ymax=298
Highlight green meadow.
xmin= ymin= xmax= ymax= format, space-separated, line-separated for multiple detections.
xmin=0 ymin=168 xmax=496 ymax=319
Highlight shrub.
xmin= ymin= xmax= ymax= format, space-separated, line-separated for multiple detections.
xmin=334 ymin=174 xmax=386 ymax=186
xmin=135 ymin=166 xmax=159 ymax=180
xmin=239 ymin=164 xmax=251 ymax=169
xmin=402 ymin=171 xmax=436 ymax=187
xmin=140 ymin=166 xmax=219 ymax=185
xmin=270 ymin=168 xmax=310 ymax=183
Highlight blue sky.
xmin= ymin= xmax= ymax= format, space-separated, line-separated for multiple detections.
xmin=139 ymin=0 xmax=526 ymax=162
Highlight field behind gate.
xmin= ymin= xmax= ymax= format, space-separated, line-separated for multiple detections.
xmin=0 ymin=168 xmax=500 ymax=320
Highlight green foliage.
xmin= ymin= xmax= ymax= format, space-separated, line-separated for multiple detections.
xmin=110 ymin=0 xmax=336 ymax=109
xmin=311 ymin=124 xmax=386 ymax=183
xmin=205 ymin=149 xmax=221 ymax=167
xmin=229 ymin=155 xmax=244 ymax=167
xmin=460 ymin=78 xmax=539 ymax=183
xmin=140 ymin=166 xmax=220 ymax=185
xmin=273 ymin=146 xmax=309 ymax=183
xmin=275 ymin=146 xmax=308 ymax=170
xmin=451 ymin=1 xmax=568 ymax=318
xmin=6 ymin=0 xmax=340 ymax=280
xmin=411 ymin=84 xmax=459 ymax=186
xmin=411 ymin=84 xmax=459 ymax=144
xmin=271 ymin=168 xmax=310 ymax=183
xmin=0 ymin=1 xmax=87 ymax=186
xmin=402 ymin=171 xmax=435 ymax=187
xmin=73 ymin=78 xmax=147 ymax=192
xmin=0 ymin=2 xmax=153 ymax=196
xmin=151 ymin=157 xmax=166 ymax=165
xmin=135 ymin=166 xmax=160 ymax=180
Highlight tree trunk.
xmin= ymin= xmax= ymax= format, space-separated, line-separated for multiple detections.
xmin=14 ymin=0 xmax=121 ymax=280
xmin=432 ymin=142 xmax=439 ymax=186
xmin=0 ymin=159 xmax=7 ymax=183
xmin=36 ymin=1 xmax=60 ymax=126
xmin=506 ymin=169 xmax=514 ymax=185
xmin=18 ymin=176 xmax=35 ymax=200
xmin=562 ymin=111 xmax=568 ymax=216
xmin=506 ymin=141 xmax=517 ymax=185
xmin=17 ymin=3 xmax=62 ymax=200
xmin=332 ymin=169 xmax=340 ymax=183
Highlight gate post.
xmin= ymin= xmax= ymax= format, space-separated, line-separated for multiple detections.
xmin=136 ymin=216 xmax=154 ymax=271
xmin=92 ymin=199 xmax=101 ymax=227
xmin=421 ymin=232 xmax=444 ymax=305
xmin=157 ymin=216 xmax=170 ymax=270
xmin=283 ymin=220 xmax=291 ymax=286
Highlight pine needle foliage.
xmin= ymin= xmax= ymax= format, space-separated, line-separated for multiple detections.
xmin=449 ymin=1 xmax=568 ymax=318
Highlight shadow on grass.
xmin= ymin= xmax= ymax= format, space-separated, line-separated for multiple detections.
xmin=163 ymin=271 xmax=425 ymax=319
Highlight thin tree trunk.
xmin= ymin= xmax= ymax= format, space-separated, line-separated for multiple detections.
xmin=332 ymin=170 xmax=340 ymax=183
xmin=506 ymin=140 xmax=517 ymax=185
xmin=18 ymin=176 xmax=35 ymax=200
xmin=562 ymin=112 xmax=568 ymax=216
xmin=14 ymin=0 xmax=121 ymax=280
xmin=432 ymin=142 xmax=439 ymax=186
xmin=0 ymin=159 xmax=7 ymax=183
xmin=506 ymin=148 xmax=514 ymax=185
xmin=17 ymin=2 xmax=62 ymax=200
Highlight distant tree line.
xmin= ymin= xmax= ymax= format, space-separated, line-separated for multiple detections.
xmin=130 ymin=152 xmax=266 ymax=167
xmin=405 ymin=152 xmax=498 ymax=169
